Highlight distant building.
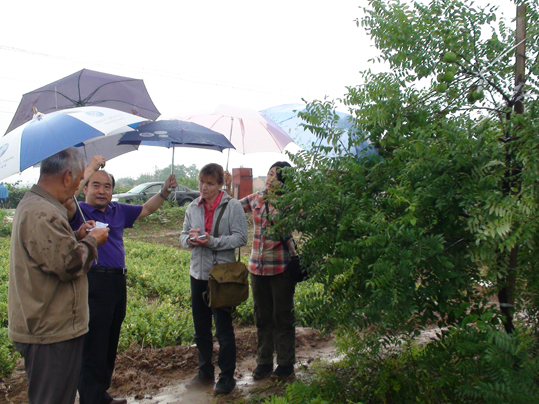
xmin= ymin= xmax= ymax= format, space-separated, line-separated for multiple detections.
xmin=253 ymin=176 xmax=266 ymax=191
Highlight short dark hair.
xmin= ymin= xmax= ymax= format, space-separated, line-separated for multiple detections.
xmin=199 ymin=163 xmax=224 ymax=185
xmin=269 ymin=161 xmax=292 ymax=184
xmin=90 ymin=170 xmax=115 ymax=189
xmin=40 ymin=147 xmax=85 ymax=177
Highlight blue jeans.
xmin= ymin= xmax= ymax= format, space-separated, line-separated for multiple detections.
xmin=190 ymin=276 xmax=236 ymax=379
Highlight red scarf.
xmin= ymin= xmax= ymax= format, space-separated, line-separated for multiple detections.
xmin=199 ymin=191 xmax=224 ymax=233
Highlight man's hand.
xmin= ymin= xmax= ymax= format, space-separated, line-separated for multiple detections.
xmin=76 ymin=220 xmax=96 ymax=240
xmin=89 ymin=155 xmax=105 ymax=172
xmin=164 ymin=174 xmax=178 ymax=191
xmin=86 ymin=227 xmax=110 ymax=247
xmin=139 ymin=174 xmax=178 ymax=219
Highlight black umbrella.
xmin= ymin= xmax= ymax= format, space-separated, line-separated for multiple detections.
xmin=6 ymin=68 xmax=160 ymax=133
xmin=118 ymin=120 xmax=235 ymax=175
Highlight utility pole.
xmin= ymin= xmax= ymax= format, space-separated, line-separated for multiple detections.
xmin=498 ymin=4 xmax=526 ymax=334
xmin=514 ymin=4 xmax=526 ymax=115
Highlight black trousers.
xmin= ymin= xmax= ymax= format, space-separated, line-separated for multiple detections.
xmin=190 ymin=276 xmax=236 ymax=379
xmin=14 ymin=336 xmax=84 ymax=404
xmin=250 ymin=270 xmax=296 ymax=366
xmin=79 ymin=271 xmax=127 ymax=404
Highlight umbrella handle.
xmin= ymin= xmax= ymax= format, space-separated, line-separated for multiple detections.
xmin=223 ymin=117 xmax=233 ymax=188
xmin=73 ymin=195 xmax=87 ymax=223
xmin=168 ymin=147 xmax=175 ymax=191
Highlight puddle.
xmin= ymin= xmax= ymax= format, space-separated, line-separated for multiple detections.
xmin=127 ymin=332 xmax=338 ymax=404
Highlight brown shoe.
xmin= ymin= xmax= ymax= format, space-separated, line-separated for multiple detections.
xmin=110 ymin=399 xmax=127 ymax=404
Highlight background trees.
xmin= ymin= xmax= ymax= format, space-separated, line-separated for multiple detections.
xmin=116 ymin=164 xmax=199 ymax=190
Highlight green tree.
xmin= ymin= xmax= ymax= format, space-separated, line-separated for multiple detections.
xmin=272 ymin=1 xmax=539 ymax=399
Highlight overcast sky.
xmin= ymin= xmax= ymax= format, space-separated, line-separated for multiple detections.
xmin=0 ymin=0 xmax=514 ymax=184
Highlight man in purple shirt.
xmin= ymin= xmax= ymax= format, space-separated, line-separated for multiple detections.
xmin=68 ymin=165 xmax=177 ymax=404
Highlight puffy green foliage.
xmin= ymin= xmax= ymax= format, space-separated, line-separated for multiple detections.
xmin=268 ymin=0 xmax=539 ymax=400
xmin=263 ymin=325 xmax=539 ymax=404
xmin=276 ymin=0 xmax=539 ymax=342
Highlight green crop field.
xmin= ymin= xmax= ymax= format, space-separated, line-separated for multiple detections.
xmin=0 ymin=218 xmax=328 ymax=379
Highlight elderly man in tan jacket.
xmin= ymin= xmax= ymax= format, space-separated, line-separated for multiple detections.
xmin=8 ymin=148 xmax=109 ymax=404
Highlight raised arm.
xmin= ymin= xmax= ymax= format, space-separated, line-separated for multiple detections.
xmin=65 ymin=155 xmax=106 ymax=220
xmin=138 ymin=174 xmax=178 ymax=219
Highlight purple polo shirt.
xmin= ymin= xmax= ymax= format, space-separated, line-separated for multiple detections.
xmin=70 ymin=201 xmax=142 ymax=269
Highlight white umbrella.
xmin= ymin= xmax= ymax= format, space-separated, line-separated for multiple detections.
xmin=174 ymin=104 xmax=295 ymax=170
xmin=0 ymin=106 xmax=148 ymax=181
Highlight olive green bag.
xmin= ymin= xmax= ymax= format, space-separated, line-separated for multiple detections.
xmin=203 ymin=202 xmax=249 ymax=309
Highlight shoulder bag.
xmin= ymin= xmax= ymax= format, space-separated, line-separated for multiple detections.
xmin=203 ymin=201 xmax=249 ymax=308
xmin=282 ymin=237 xmax=308 ymax=283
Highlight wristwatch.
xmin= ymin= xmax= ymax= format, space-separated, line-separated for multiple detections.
xmin=158 ymin=190 xmax=168 ymax=200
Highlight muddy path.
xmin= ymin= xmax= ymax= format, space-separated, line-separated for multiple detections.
xmin=0 ymin=327 xmax=337 ymax=404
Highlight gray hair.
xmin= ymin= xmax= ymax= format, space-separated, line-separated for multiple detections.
xmin=40 ymin=147 xmax=85 ymax=177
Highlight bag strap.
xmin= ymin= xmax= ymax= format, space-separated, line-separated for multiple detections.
xmin=211 ymin=200 xmax=241 ymax=263
xmin=213 ymin=200 xmax=229 ymax=238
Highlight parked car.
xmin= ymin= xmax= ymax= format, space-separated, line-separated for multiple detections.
xmin=111 ymin=182 xmax=199 ymax=206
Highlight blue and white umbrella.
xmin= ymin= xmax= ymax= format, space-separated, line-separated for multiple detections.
xmin=0 ymin=106 xmax=148 ymax=181
xmin=261 ymin=103 xmax=378 ymax=158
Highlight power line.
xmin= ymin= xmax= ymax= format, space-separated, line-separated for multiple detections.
xmin=0 ymin=45 xmax=303 ymax=100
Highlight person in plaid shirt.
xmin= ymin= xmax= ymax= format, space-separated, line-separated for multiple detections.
xmin=225 ymin=161 xmax=297 ymax=381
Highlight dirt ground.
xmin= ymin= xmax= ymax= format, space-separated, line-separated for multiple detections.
xmin=0 ymin=327 xmax=336 ymax=404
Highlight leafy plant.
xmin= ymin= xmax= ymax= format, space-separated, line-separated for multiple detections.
xmin=268 ymin=0 xmax=539 ymax=401
xmin=2 ymin=181 xmax=30 ymax=209
xmin=0 ymin=210 xmax=12 ymax=237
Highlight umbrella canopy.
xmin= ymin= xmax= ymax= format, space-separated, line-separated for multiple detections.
xmin=0 ymin=106 xmax=147 ymax=181
xmin=174 ymin=104 xmax=294 ymax=155
xmin=80 ymin=134 xmax=141 ymax=166
xmin=261 ymin=103 xmax=378 ymax=158
xmin=6 ymin=68 xmax=160 ymax=134
xmin=118 ymin=120 xmax=235 ymax=151
xmin=118 ymin=120 xmax=235 ymax=176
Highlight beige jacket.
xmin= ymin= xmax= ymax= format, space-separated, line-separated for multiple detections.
xmin=8 ymin=185 xmax=98 ymax=344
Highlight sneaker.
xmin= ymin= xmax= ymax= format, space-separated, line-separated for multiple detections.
xmin=214 ymin=376 xmax=236 ymax=395
xmin=271 ymin=365 xmax=294 ymax=380
xmin=252 ymin=364 xmax=273 ymax=380
xmin=185 ymin=372 xmax=214 ymax=390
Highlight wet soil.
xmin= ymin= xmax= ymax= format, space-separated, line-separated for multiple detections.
xmin=0 ymin=327 xmax=336 ymax=404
